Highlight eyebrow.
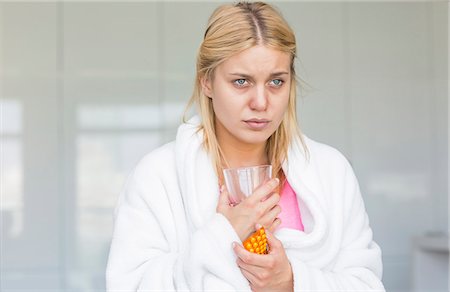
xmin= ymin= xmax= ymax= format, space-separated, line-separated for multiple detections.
xmin=228 ymin=71 xmax=289 ymax=78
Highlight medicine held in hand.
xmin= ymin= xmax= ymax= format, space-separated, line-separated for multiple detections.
xmin=243 ymin=227 xmax=268 ymax=254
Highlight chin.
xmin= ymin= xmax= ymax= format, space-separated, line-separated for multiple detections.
xmin=239 ymin=131 xmax=273 ymax=145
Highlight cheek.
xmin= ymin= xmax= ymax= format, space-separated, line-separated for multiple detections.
xmin=273 ymin=93 xmax=290 ymax=117
xmin=211 ymin=91 xmax=235 ymax=124
xmin=212 ymin=87 xmax=244 ymax=115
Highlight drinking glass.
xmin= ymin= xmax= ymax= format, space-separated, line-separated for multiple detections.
xmin=222 ymin=165 xmax=273 ymax=254
xmin=223 ymin=165 xmax=272 ymax=205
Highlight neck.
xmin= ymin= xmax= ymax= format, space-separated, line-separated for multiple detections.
xmin=220 ymin=142 xmax=268 ymax=169
xmin=216 ymin=125 xmax=268 ymax=169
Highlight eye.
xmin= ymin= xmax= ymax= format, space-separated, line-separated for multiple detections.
xmin=269 ymin=79 xmax=284 ymax=87
xmin=233 ymin=79 xmax=248 ymax=87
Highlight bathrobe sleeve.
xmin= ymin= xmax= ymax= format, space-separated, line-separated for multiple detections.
xmin=289 ymin=156 xmax=385 ymax=291
xmin=106 ymin=148 xmax=250 ymax=291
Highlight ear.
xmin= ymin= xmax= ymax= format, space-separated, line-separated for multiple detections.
xmin=200 ymin=76 xmax=213 ymax=98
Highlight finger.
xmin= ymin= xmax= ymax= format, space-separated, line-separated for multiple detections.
xmin=233 ymin=241 xmax=256 ymax=263
xmin=265 ymin=227 xmax=283 ymax=251
xmin=236 ymin=258 xmax=266 ymax=276
xmin=237 ymin=259 xmax=269 ymax=290
xmin=253 ymin=192 xmax=280 ymax=221
xmin=261 ymin=191 xmax=280 ymax=207
xmin=259 ymin=204 xmax=281 ymax=226
xmin=247 ymin=178 xmax=279 ymax=203
xmin=267 ymin=217 xmax=281 ymax=234
xmin=233 ymin=241 xmax=269 ymax=268
xmin=217 ymin=185 xmax=230 ymax=206
xmin=239 ymin=266 xmax=260 ymax=287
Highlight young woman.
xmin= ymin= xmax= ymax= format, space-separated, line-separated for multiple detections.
xmin=106 ymin=2 xmax=385 ymax=291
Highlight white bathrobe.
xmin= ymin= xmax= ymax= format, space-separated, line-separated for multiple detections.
xmin=106 ymin=116 xmax=385 ymax=291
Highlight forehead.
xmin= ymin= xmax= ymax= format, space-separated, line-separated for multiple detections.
xmin=217 ymin=45 xmax=291 ymax=76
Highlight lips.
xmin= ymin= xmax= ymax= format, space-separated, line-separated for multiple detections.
xmin=243 ymin=118 xmax=271 ymax=130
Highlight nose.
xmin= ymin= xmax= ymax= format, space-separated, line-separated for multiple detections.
xmin=249 ymin=85 xmax=268 ymax=111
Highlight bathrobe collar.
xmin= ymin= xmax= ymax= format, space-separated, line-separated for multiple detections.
xmin=175 ymin=116 xmax=327 ymax=247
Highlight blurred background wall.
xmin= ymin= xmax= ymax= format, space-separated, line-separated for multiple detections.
xmin=0 ymin=1 xmax=448 ymax=291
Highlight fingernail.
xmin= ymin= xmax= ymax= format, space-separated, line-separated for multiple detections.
xmin=273 ymin=178 xmax=279 ymax=186
xmin=220 ymin=185 xmax=225 ymax=193
xmin=232 ymin=242 xmax=236 ymax=248
xmin=255 ymin=223 xmax=262 ymax=229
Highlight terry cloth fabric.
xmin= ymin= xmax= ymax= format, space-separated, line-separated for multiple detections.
xmin=106 ymin=115 xmax=385 ymax=291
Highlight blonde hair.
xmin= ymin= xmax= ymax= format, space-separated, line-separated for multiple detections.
xmin=185 ymin=1 xmax=309 ymax=182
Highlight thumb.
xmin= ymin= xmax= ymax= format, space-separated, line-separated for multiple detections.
xmin=218 ymin=185 xmax=231 ymax=206
xmin=264 ymin=226 xmax=282 ymax=251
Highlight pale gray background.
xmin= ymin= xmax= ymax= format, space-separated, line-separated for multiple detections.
xmin=1 ymin=1 xmax=448 ymax=291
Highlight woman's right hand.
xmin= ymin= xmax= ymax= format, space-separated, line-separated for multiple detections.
xmin=216 ymin=178 xmax=282 ymax=241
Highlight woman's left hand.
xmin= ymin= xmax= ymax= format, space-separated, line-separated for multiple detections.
xmin=232 ymin=226 xmax=294 ymax=292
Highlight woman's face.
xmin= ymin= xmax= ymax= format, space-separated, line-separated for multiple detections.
xmin=202 ymin=45 xmax=291 ymax=147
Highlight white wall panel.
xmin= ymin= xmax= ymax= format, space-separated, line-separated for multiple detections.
xmin=348 ymin=1 xmax=433 ymax=252
xmin=283 ymin=2 xmax=349 ymax=154
xmin=62 ymin=3 xmax=160 ymax=290
xmin=430 ymin=1 xmax=448 ymax=234
xmin=63 ymin=2 xmax=159 ymax=102
xmin=0 ymin=2 xmax=447 ymax=291
xmin=344 ymin=3 xmax=447 ymax=290
xmin=1 ymin=2 xmax=62 ymax=290
xmin=160 ymin=2 xmax=218 ymax=131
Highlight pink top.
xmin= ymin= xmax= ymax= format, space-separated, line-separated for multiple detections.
xmin=277 ymin=180 xmax=304 ymax=231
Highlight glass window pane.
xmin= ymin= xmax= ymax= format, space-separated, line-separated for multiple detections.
xmin=77 ymin=132 xmax=161 ymax=208
xmin=1 ymin=139 xmax=23 ymax=239
xmin=162 ymin=101 xmax=187 ymax=127
xmin=77 ymin=211 xmax=112 ymax=270
xmin=77 ymin=104 xmax=162 ymax=130
xmin=74 ymin=132 xmax=162 ymax=291
xmin=1 ymin=99 xmax=22 ymax=135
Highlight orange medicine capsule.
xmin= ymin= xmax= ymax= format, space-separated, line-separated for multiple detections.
xmin=242 ymin=227 xmax=269 ymax=254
